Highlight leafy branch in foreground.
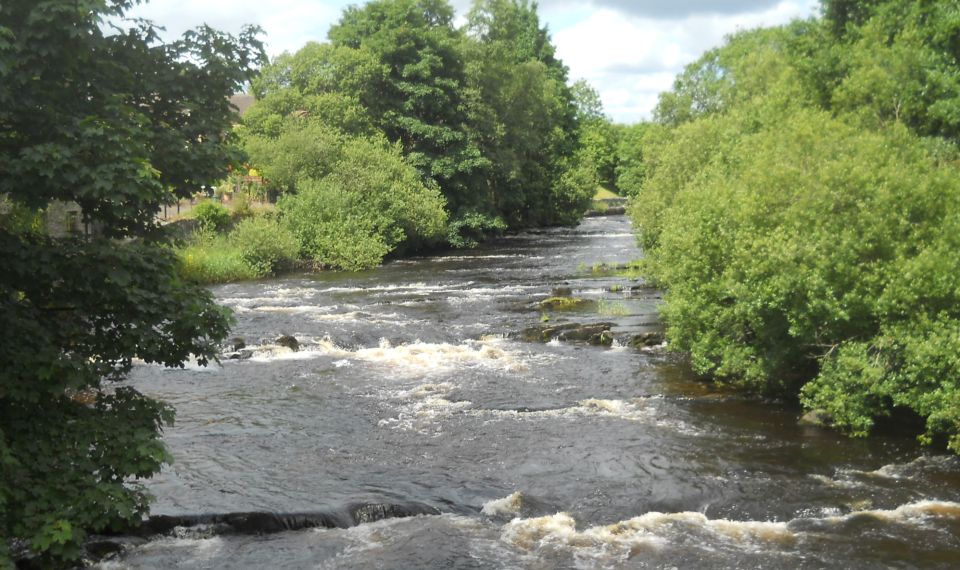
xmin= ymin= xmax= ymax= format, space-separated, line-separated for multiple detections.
xmin=0 ymin=0 xmax=262 ymax=564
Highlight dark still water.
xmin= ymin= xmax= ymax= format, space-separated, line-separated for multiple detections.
xmin=99 ymin=216 xmax=960 ymax=569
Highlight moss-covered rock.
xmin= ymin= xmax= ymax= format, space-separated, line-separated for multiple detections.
xmin=539 ymin=296 xmax=592 ymax=310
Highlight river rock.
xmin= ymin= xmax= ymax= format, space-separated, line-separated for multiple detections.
xmin=230 ymin=337 xmax=246 ymax=350
xmin=227 ymin=349 xmax=253 ymax=360
xmin=539 ymin=296 xmax=591 ymax=310
xmin=519 ymin=322 xmax=615 ymax=346
xmin=551 ymin=286 xmax=573 ymax=297
xmin=276 ymin=335 xmax=299 ymax=351
xmin=629 ymin=332 xmax=664 ymax=348
xmin=84 ymin=537 xmax=147 ymax=562
xmin=799 ymin=409 xmax=831 ymax=427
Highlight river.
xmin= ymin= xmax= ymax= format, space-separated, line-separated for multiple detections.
xmin=99 ymin=215 xmax=960 ymax=569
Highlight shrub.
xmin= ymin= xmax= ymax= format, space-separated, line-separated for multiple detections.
xmin=280 ymin=137 xmax=447 ymax=270
xmin=639 ymin=108 xmax=960 ymax=448
xmin=231 ymin=192 xmax=255 ymax=220
xmin=230 ymin=217 xmax=299 ymax=276
xmin=191 ymin=200 xmax=231 ymax=232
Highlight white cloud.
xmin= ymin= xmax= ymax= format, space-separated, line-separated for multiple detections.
xmin=120 ymin=0 xmax=346 ymax=57
xmin=552 ymin=0 xmax=819 ymax=122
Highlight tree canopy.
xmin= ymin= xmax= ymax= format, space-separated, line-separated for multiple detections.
xmin=0 ymin=1 xmax=262 ymax=564
xmin=242 ymin=0 xmax=595 ymax=248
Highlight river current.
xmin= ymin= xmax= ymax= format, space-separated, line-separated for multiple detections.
xmin=100 ymin=216 xmax=960 ymax=569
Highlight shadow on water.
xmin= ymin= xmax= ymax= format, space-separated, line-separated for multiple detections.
xmin=93 ymin=216 xmax=960 ymax=569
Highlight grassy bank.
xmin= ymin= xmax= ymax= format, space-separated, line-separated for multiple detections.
xmin=175 ymin=201 xmax=299 ymax=283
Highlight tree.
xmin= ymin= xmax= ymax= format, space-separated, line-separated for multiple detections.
xmin=627 ymin=0 xmax=960 ymax=453
xmin=328 ymin=0 xmax=487 ymax=214
xmin=461 ymin=0 xmax=589 ymax=227
xmin=278 ymin=136 xmax=448 ymax=270
xmin=822 ymin=0 xmax=883 ymax=36
xmin=613 ymin=122 xmax=650 ymax=197
xmin=244 ymin=42 xmax=383 ymax=138
xmin=0 ymin=1 xmax=262 ymax=564
xmin=571 ymin=80 xmax=618 ymax=189
xmin=571 ymin=78 xmax=605 ymax=123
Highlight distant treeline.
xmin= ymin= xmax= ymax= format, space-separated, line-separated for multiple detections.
xmin=619 ymin=0 xmax=960 ymax=451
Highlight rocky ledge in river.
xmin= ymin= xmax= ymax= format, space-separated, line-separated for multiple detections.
xmin=517 ymin=322 xmax=616 ymax=346
xmin=516 ymin=323 xmax=665 ymax=350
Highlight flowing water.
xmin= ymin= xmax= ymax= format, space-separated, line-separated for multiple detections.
xmin=99 ymin=216 xmax=960 ymax=569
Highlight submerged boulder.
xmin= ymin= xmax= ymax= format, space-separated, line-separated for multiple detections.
xmin=629 ymin=332 xmax=664 ymax=348
xmin=226 ymin=349 xmax=253 ymax=360
xmin=799 ymin=409 xmax=832 ymax=427
xmin=275 ymin=335 xmax=299 ymax=351
xmin=551 ymin=286 xmax=574 ymax=297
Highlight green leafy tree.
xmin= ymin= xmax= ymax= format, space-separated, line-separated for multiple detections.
xmin=627 ymin=0 xmax=960 ymax=453
xmin=461 ymin=0 xmax=588 ymax=227
xmin=244 ymin=42 xmax=384 ymax=138
xmin=0 ymin=1 xmax=262 ymax=564
xmin=613 ymin=122 xmax=650 ymax=197
xmin=822 ymin=0 xmax=884 ymax=36
xmin=571 ymin=80 xmax=618 ymax=189
xmin=243 ymin=120 xmax=346 ymax=193
xmin=832 ymin=3 xmax=960 ymax=143
xmin=571 ymin=78 xmax=606 ymax=123
xmin=328 ymin=0 xmax=487 ymax=214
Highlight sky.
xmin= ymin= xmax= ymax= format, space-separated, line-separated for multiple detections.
xmin=122 ymin=0 xmax=821 ymax=123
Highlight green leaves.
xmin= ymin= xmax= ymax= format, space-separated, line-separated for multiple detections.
xmin=0 ymin=0 xmax=255 ymax=563
xmin=629 ymin=1 xmax=960 ymax=451
xmin=278 ymin=136 xmax=448 ymax=270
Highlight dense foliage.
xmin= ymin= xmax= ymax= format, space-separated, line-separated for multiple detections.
xmin=278 ymin=136 xmax=448 ymax=270
xmin=241 ymin=0 xmax=595 ymax=263
xmin=625 ymin=0 xmax=960 ymax=451
xmin=0 ymin=1 xmax=261 ymax=564
xmin=191 ymin=201 xmax=233 ymax=232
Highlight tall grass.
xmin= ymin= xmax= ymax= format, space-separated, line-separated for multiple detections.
xmin=177 ymin=230 xmax=259 ymax=284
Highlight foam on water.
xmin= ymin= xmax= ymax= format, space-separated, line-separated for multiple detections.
xmin=865 ymin=455 xmax=959 ymax=480
xmin=482 ymin=492 xmax=525 ymax=516
xmin=501 ymin=510 xmax=794 ymax=561
xmin=478 ymin=399 xmax=649 ymax=422
xmin=820 ymin=500 xmax=960 ymax=523
xmin=317 ymin=282 xmax=466 ymax=295
xmin=377 ymin=380 xmax=473 ymax=433
xmin=497 ymin=501 xmax=960 ymax=561
xmin=245 ymin=337 xmax=528 ymax=376
xmin=249 ymin=304 xmax=333 ymax=314
xmin=807 ymin=473 xmax=863 ymax=490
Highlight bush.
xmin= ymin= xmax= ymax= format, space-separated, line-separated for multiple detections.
xmin=230 ymin=217 xmax=299 ymax=276
xmin=191 ymin=200 xmax=231 ymax=232
xmin=231 ymin=192 xmax=254 ymax=220
xmin=638 ymin=108 xmax=960 ymax=448
xmin=280 ymin=137 xmax=447 ymax=270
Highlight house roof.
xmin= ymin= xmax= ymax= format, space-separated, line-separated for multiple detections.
xmin=229 ymin=94 xmax=255 ymax=117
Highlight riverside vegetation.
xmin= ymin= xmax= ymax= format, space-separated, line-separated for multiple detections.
xmin=179 ymin=0 xmax=614 ymax=280
xmin=0 ymin=0 xmax=605 ymax=563
xmin=4 ymin=0 xmax=960 ymax=566
xmin=616 ymin=0 xmax=960 ymax=453
xmin=1 ymin=0 xmax=262 ymax=565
